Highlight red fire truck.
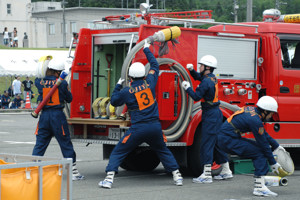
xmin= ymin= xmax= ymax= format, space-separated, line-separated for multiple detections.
xmin=66 ymin=5 xmax=300 ymax=175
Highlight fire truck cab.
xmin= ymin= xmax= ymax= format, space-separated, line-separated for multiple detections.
xmin=67 ymin=5 xmax=300 ymax=175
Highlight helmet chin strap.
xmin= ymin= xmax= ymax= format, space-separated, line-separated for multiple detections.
xmin=262 ymin=110 xmax=272 ymax=122
xmin=200 ymin=71 xmax=205 ymax=76
xmin=200 ymin=66 xmax=210 ymax=76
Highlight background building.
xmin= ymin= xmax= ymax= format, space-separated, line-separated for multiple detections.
xmin=0 ymin=1 xmax=149 ymax=48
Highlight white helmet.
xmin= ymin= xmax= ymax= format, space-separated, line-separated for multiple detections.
xmin=199 ymin=55 xmax=218 ymax=68
xmin=256 ymin=96 xmax=278 ymax=112
xmin=128 ymin=62 xmax=145 ymax=78
xmin=48 ymin=59 xmax=65 ymax=71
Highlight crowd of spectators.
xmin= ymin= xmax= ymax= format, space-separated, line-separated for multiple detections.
xmin=0 ymin=76 xmax=34 ymax=109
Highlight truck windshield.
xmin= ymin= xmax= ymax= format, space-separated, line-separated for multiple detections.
xmin=279 ymin=35 xmax=300 ymax=69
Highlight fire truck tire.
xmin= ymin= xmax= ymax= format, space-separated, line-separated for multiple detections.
xmin=186 ymin=124 xmax=222 ymax=176
xmin=120 ymin=148 xmax=160 ymax=172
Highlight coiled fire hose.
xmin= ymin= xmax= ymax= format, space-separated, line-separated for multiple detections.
xmin=120 ymin=26 xmax=193 ymax=141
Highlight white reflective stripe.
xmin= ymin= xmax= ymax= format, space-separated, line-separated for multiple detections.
xmin=3 ymin=141 xmax=35 ymax=144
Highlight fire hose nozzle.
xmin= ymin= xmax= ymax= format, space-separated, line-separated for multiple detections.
xmin=151 ymin=26 xmax=181 ymax=42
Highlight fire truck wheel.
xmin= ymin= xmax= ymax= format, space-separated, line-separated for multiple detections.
xmin=120 ymin=148 xmax=160 ymax=172
xmin=186 ymin=124 xmax=222 ymax=176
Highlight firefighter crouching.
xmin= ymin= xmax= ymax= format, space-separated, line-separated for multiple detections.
xmin=32 ymin=58 xmax=85 ymax=181
xmin=217 ymin=96 xmax=283 ymax=197
xmin=98 ymin=40 xmax=183 ymax=189
xmin=182 ymin=55 xmax=232 ymax=183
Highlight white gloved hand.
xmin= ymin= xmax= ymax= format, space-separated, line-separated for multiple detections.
xmin=144 ymin=39 xmax=150 ymax=49
xmin=186 ymin=64 xmax=194 ymax=71
xmin=181 ymin=81 xmax=191 ymax=90
xmin=271 ymin=162 xmax=281 ymax=175
xmin=275 ymin=145 xmax=286 ymax=152
xmin=117 ymin=78 xmax=125 ymax=85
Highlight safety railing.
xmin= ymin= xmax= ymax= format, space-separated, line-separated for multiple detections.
xmin=0 ymin=153 xmax=72 ymax=200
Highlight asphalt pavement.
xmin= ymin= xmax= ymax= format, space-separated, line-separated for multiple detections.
xmin=1 ymin=112 xmax=300 ymax=200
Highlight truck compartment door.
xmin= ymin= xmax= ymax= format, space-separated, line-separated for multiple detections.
xmin=92 ymin=32 xmax=138 ymax=117
xmin=277 ymin=35 xmax=300 ymax=122
xmin=156 ymin=70 xmax=181 ymax=121
xmin=197 ymin=36 xmax=258 ymax=80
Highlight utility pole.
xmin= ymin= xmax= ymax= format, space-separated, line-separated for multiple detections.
xmin=275 ymin=0 xmax=287 ymax=10
xmin=246 ymin=0 xmax=252 ymax=22
xmin=233 ymin=0 xmax=239 ymax=23
xmin=275 ymin=0 xmax=280 ymax=9
xmin=62 ymin=0 xmax=66 ymax=48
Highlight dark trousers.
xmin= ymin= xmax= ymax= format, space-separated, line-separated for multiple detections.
xmin=106 ymin=121 xmax=179 ymax=173
xmin=218 ymin=122 xmax=270 ymax=176
xmin=200 ymin=108 xmax=228 ymax=165
xmin=32 ymin=109 xmax=76 ymax=163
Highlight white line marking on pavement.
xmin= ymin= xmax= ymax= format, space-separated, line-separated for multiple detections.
xmin=0 ymin=120 xmax=15 ymax=122
xmin=0 ymin=132 xmax=9 ymax=134
xmin=3 ymin=141 xmax=35 ymax=145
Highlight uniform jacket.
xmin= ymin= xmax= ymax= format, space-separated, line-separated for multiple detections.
xmin=223 ymin=106 xmax=279 ymax=165
xmin=11 ymin=98 xmax=23 ymax=108
xmin=186 ymin=71 xmax=220 ymax=110
xmin=35 ymin=75 xmax=72 ymax=109
xmin=1 ymin=95 xmax=10 ymax=107
xmin=111 ymin=48 xmax=159 ymax=124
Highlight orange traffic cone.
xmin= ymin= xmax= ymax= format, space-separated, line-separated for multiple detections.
xmin=24 ymin=92 xmax=32 ymax=109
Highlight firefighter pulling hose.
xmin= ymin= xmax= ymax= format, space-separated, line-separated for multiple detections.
xmin=217 ymin=96 xmax=294 ymax=197
xmin=99 ymin=40 xmax=183 ymax=189
xmin=120 ymin=26 xmax=194 ymax=141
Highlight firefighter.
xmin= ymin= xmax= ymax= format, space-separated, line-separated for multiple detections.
xmin=1 ymin=90 xmax=11 ymax=109
xmin=10 ymin=94 xmax=24 ymax=109
xmin=217 ymin=96 xmax=283 ymax=197
xmin=32 ymin=59 xmax=85 ymax=181
xmin=98 ymin=40 xmax=183 ymax=189
xmin=182 ymin=55 xmax=232 ymax=183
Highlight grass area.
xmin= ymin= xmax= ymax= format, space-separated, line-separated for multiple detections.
xmin=0 ymin=76 xmax=38 ymax=102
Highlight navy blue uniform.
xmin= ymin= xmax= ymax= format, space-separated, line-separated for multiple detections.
xmin=218 ymin=106 xmax=279 ymax=176
xmin=10 ymin=97 xmax=23 ymax=109
xmin=105 ymin=48 xmax=179 ymax=173
xmin=1 ymin=95 xmax=10 ymax=109
xmin=186 ymin=71 xmax=227 ymax=165
xmin=32 ymin=75 xmax=76 ymax=163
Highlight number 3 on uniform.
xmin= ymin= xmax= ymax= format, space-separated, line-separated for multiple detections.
xmin=135 ymin=88 xmax=155 ymax=110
